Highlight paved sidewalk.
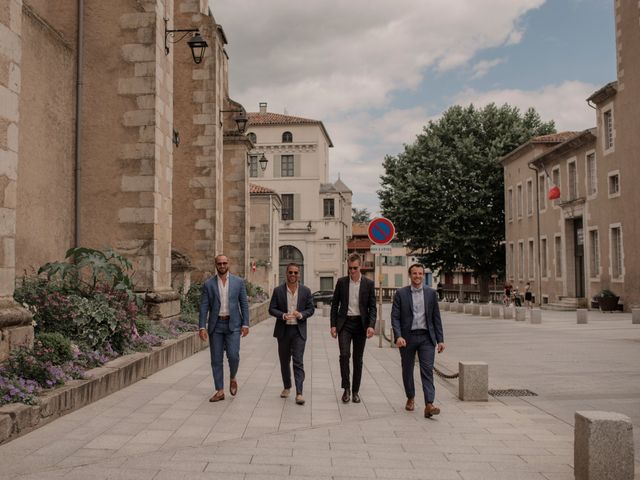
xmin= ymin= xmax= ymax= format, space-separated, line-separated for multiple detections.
xmin=0 ymin=308 xmax=635 ymax=479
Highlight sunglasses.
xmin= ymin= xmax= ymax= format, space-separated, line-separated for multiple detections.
xmin=348 ymin=266 xmax=360 ymax=270
xmin=216 ymin=262 xmax=228 ymax=266
xmin=287 ymin=271 xmax=300 ymax=275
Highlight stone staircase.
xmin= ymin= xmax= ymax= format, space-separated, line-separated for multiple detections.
xmin=541 ymin=296 xmax=587 ymax=311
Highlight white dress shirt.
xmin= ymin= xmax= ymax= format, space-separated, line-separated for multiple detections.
xmin=286 ymin=285 xmax=299 ymax=325
xmin=217 ymin=274 xmax=230 ymax=316
xmin=347 ymin=278 xmax=361 ymax=316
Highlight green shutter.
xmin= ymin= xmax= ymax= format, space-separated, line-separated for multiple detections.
xmin=273 ymin=155 xmax=281 ymax=178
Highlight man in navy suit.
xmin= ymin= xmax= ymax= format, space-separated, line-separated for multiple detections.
xmin=199 ymin=254 xmax=250 ymax=402
xmin=391 ymin=263 xmax=445 ymax=418
xmin=330 ymin=253 xmax=376 ymax=403
xmin=269 ymin=262 xmax=315 ymax=405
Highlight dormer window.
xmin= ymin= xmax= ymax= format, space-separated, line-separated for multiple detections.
xmin=282 ymin=131 xmax=293 ymax=143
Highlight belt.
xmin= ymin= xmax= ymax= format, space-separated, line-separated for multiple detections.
xmin=347 ymin=315 xmax=361 ymax=320
xmin=218 ymin=315 xmax=230 ymax=321
xmin=411 ymin=328 xmax=428 ymax=334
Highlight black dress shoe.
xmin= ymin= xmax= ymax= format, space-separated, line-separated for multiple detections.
xmin=352 ymin=392 xmax=361 ymax=403
xmin=341 ymin=389 xmax=351 ymax=403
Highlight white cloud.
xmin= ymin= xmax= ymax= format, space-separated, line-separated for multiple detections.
xmin=212 ymin=0 xmax=545 ymax=119
xmin=471 ymin=58 xmax=505 ymax=79
xmin=453 ymin=80 xmax=599 ymax=131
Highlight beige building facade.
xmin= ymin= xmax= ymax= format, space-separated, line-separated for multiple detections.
xmin=247 ymin=103 xmax=352 ymax=293
xmin=247 ymin=183 xmax=281 ymax=294
xmin=0 ymin=0 xmax=251 ymax=358
xmin=502 ymin=0 xmax=640 ymax=311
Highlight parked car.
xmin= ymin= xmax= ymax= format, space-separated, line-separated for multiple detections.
xmin=312 ymin=290 xmax=333 ymax=307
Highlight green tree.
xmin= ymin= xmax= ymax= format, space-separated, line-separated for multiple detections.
xmin=378 ymin=103 xmax=555 ymax=300
xmin=352 ymin=207 xmax=372 ymax=224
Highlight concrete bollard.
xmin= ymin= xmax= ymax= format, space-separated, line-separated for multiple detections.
xmin=455 ymin=302 xmax=465 ymax=313
xmin=632 ymin=308 xmax=640 ymax=325
xmin=479 ymin=305 xmax=491 ymax=316
xmin=530 ymin=309 xmax=542 ymax=324
xmin=503 ymin=305 xmax=514 ymax=320
xmin=471 ymin=304 xmax=480 ymax=316
xmin=490 ymin=304 xmax=502 ymax=319
xmin=440 ymin=301 xmax=450 ymax=311
xmin=458 ymin=362 xmax=488 ymax=401
xmin=574 ymin=411 xmax=634 ymax=480
xmin=577 ymin=309 xmax=588 ymax=324
xmin=322 ymin=305 xmax=330 ymax=317
xmin=317 ymin=302 xmax=324 ymax=308
xmin=464 ymin=303 xmax=474 ymax=314
xmin=515 ymin=307 xmax=526 ymax=321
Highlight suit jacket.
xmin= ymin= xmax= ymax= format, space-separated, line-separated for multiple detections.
xmin=198 ymin=274 xmax=250 ymax=333
xmin=330 ymin=275 xmax=377 ymax=332
xmin=269 ymin=283 xmax=315 ymax=341
xmin=391 ymin=286 xmax=443 ymax=346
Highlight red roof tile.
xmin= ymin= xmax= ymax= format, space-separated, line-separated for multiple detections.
xmin=247 ymin=112 xmax=321 ymax=126
xmin=250 ymin=183 xmax=277 ymax=194
xmin=531 ymin=131 xmax=581 ymax=143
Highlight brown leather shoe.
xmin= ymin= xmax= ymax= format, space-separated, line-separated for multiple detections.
xmin=295 ymin=394 xmax=305 ymax=405
xmin=341 ymin=389 xmax=350 ymax=403
xmin=230 ymin=378 xmax=238 ymax=396
xmin=209 ymin=390 xmax=225 ymax=402
xmin=424 ymin=403 xmax=440 ymax=418
xmin=405 ymin=398 xmax=415 ymax=411
xmin=280 ymin=388 xmax=290 ymax=398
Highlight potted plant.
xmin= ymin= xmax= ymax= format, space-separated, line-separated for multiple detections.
xmin=598 ymin=288 xmax=620 ymax=312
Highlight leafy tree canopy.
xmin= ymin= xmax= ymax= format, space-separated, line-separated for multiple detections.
xmin=378 ymin=103 xmax=555 ymax=287
xmin=352 ymin=207 xmax=372 ymax=224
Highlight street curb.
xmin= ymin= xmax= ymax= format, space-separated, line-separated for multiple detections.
xmin=0 ymin=301 xmax=271 ymax=445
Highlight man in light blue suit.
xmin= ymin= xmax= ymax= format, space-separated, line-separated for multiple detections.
xmin=391 ymin=263 xmax=445 ymax=418
xmin=199 ymin=254 xmax=250 ymax=402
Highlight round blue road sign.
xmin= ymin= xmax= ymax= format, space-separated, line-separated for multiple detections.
xmin=367 ymin=217 xmax=395 ymax=245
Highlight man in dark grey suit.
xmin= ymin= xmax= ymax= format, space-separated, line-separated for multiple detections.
xmin=391 ymin=263 xmax=445 ymax=418
xmin=269 ymin=262 xmax=315 ymax=405
xmin=330 ymin=253 xmax=376 ymax=403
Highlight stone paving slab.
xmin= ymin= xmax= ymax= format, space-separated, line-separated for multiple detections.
xmin=0 ymin=308 xmax=638 ymax=479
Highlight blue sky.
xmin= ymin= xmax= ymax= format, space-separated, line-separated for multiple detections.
xmin=213 ymin=0 xmax=616 ymax=214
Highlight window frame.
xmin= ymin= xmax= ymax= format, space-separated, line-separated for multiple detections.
xmin=585 ymin=150 xmax=597 ymax=198
xmin=282 ymin=131 xmax=293 ymax=143
xmin=323 ymin=198 xmax=335 ymax=218
xmin=281 ymin=194 xmax=294 ymax=221
xmin=526 ymin=178 xmax=533 ymax=217
xmin=540 ymin=236 xmax=548 ymax=279
xmin=609 ymin=224 xmax=624 ymax=281
xmin=554 ymin=234 xmax=563 ymax=279
xmin=588 ymin=227 xmax=600 ymax=279
xmin=281 ymin=154 xmax=295 ymax=177
xmin=603 ymin=106 xmax=615 ymax=153
xmin=567 ymin=158 xmax=578 ymax=200
xmin=607 ymin=170 xmax=620 ymax=199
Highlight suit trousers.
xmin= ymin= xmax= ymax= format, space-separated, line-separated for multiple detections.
xmin=338 ymin=317 xmax=367 ymax=392
xmin=210 ymin=320 xmax=241 ymax=391
xmin=278 ymin=325 xmax=306 ymax=394
xmin=399 ymin=330 xmax=436 ymax=404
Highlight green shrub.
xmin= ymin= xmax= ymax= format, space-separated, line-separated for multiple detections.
xmin=599 ymin=288 xmax=618 ymax=298
xmin=35 ymin=332 xmax=73 ymax=365
xmin=181 ymin=282 xmax=202 ymax=316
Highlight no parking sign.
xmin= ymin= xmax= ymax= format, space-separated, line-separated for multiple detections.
xmin=367 ymin=217 xmax=395 ymax=245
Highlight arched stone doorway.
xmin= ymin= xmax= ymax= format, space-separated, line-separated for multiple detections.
xmin=279 ymin=245 xmax=304 ymax=285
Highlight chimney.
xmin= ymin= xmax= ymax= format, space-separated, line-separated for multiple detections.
xmin=259 ymin=102 xmax=267 ymax=113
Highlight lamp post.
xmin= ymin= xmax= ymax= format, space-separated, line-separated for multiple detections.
xmin=220 ymin=109 xmax=248 ymax=134
xmin=164 ymin=18 xmax=208 ymax=64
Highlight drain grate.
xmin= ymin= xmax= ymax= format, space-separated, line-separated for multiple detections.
xmin=489 ymin=388 xmax=538 ymax=397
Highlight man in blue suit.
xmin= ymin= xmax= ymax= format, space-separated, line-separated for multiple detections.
xmin=391 ymin=263 xmax=445 ymax=418
xmin=199 ymin=254 xmax=250 ymax=402
xmin=269 ymin=262 xmax=315 ymax=405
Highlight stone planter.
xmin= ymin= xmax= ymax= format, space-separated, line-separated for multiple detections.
xmin=599 ymin=296 xmax=619 ymax=312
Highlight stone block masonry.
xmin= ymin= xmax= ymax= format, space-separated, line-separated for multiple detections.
xmin=574 ymin=411 xmax=634 ymax=480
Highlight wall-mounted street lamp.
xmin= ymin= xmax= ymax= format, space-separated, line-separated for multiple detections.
xmin=164 ymin=18 xmax=208 ymax=64
xmin=247 ymin=153 xmax=268 ymax=171
xmin=220 ymin=109 xmax=249 ymax=134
